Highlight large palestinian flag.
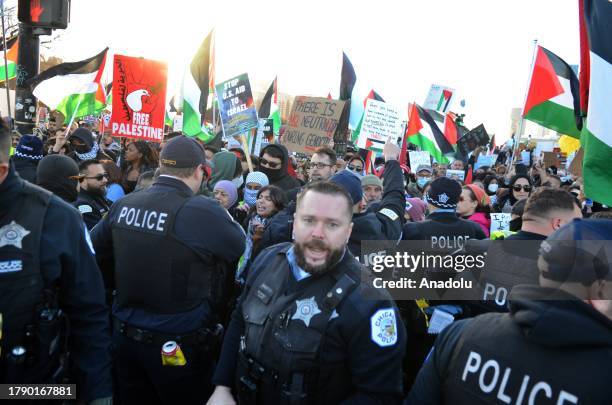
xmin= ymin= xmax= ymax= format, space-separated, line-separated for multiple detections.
xmin=522 ymin=45 xmax=582 ymax=139
xmin=182 ymin=29 xmax=215 ymax=142
xmin=405 ymin=103 xmax=454 ymax=164
xmin=579 ymin=0 xmax=612 ymax=205
xmin=0 ymin=36 xmax=18 ymax=82
xmin=258 ymin=77 xmax=281 ymax=135
xmin=28 ymin=48 xmax=108 ymax=123
xmin=339 ymin=51 xmax=370 ymax=132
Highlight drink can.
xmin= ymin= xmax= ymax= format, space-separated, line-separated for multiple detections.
xmin=161 ymin=340 xmax=186 ymax=366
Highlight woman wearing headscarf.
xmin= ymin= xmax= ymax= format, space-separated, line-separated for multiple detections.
xmin=233 ymin=171 xmax=269 ymax=226
xmin=207 ymin=150 xmax=243 ymax=194
xmin=213 ymin=180 xmax=239 ymax=211
xmin=457 ymin=184 xmax=492 ymax=237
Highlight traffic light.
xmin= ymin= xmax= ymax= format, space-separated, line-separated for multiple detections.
xmin=18 ymin=0 xmax=70 ymax=30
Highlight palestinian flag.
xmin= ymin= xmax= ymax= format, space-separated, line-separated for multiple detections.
xmin=28 ymin=48 xmax=108 ymax=124
xmin=404 ymin=103 xmax=454 ymax=164
xmin=340 ymin=52 xmax=370 ymax=132
xmin=351 ymin=89 xmax=384 ymax=144
xmin=579 ymin=0 xmax=612 ymax=205
xmin=522 ymin=45 xmax=582 ymax=139
xmin=443 ymin=112 xmax=458 ymax=145
xmin=437 ymin=89 xmax=453 ymax=112
xmin=165 ymin=110 xmax=173 ymax=127
xmin=258 ymin=77 xmax=281 ymax=135
xmin=0 ymin=36 xmax=18 ymax=82
xmin=182 ymin=30 xmax=215 ymax=142
xmin=104 ymin=82 xmax=112 ymax=111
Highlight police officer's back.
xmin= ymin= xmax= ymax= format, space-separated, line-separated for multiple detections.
xmin=406 ymin=219 xmax=612 ymax=404
xmin=208 ymin=181 xmax=406 ymax=405
xmin=91 ymin=136 xmax=246 ymax=405
xmin=0 ymin=120 xmax=112 ymax=403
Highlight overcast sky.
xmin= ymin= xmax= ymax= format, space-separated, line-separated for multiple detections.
xmin=29 ymin=0 xmax=580 ymax=142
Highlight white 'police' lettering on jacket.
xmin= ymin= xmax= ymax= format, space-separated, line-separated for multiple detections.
xmin=462 ymin=351 xmax=578 ymax=404
xmin=116 ymin=206 xmax=168 ymax=232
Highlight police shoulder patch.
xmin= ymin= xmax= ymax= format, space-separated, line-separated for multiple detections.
xmin=370 ymin=308 xmax=398 ymax=347
xmin=78 ymin=205 xmax=93 ymax=214
xmin=379 ymin=208 xmax=399 ymax=221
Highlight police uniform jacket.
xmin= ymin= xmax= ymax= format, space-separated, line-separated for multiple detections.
xmin=91 ymin=175 xmax=246 ymax=333
xmin=0 ymin=166 xmax=112 ymax=402
xmin=406 ymin=285 xmax=612 ymax=404
xmin=212 ymin=242 xmax=407 ymax=404
xmin=73 ymin=188 xmax=111 ymax=230
xmin=402 ymin=211 xmax=487 ymax=243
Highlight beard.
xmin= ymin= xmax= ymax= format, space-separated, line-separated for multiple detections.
xmin=88 ymin=185 xmax=107 ymax=198
xmin=294 ymin=239 xmax=344 ymax=276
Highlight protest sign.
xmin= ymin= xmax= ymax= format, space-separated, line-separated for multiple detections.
xmin=541 ymin=151 xmax=560 ymax=169
xmin=456 ymin=124 xmax=490 ymax=157
xmin=252 ymin=118 xmax=273 ymax=156
xmin=281 ymin=96 xmax=345 ymax=155
xmin=173 ymin=114 xmax=183 ymax=132
xmin=423 ymin=84 xmax=455 ymax=113
xmin=520 ymin=151 xmax=531 ymax=166
xmin=474 ymin=154 xmax=497 ymax=170
xmin=215 ymin=73 xmax=259 ymax=138
xmin=111 ymin=54 xmax=167 ymax=142
xmin=568 ymin=147 xmax=584 ymax=177
xmin=356 ymin=99 xmax=404 ymax=150
xmin=490 ymin=213 xmax=511 ymax=234
xmin=446 ymin=169 xmax=465 ymax=181
xmin=409 ymin=151 xmax=431 ymax=170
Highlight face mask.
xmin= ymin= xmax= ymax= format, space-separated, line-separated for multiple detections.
xmin=244 ymin=188 xmax=258 ymax=206
xmin=232 ymin=176 xmax=244 ymax=189
xmin=417 ymin=177 xmax=430 ymax=188
xmin=488 ymin=184 xmax=499 ymax=193
xmin=509 ymin=217 xmax=522 ymax=232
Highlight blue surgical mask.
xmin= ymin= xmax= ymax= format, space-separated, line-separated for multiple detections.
xmin=417 ymin=177 xmax=430 ymax=188
xmin=488 ymin=184 xmax=499 ymax=193
xmin=244 ymin=188 xmax=258 ymax=206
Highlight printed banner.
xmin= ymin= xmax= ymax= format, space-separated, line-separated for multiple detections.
xmin=215 ymin=73 xmax=259 ymax=138
xmin=111 ymin=54 xmax=167 ymax=142
xmin=281 ymin=96 xmax=345 ymax=155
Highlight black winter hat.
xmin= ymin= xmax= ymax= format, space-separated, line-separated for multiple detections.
xmin=425 ymin=177 xmax=462 ymax=209
xmin=69 ymin=127 xmax=95 ymax=149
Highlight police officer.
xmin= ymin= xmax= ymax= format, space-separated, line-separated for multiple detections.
xmin=406 ymin=219 xmax=612 ymax=404
xmin=400 ymin=176 xmax=486 ymax=387
xmin=208 ymin=181 xmax=406 ymax=405
xmin=74 ymin=159 xmax=111 ymax=230
xmin=91 ymin=136 xmax=246 ymax=405
xmin=0 ymin=119 xmax=112 ymax=403
xmin=261 ymin=141 xmax=405 ymax=259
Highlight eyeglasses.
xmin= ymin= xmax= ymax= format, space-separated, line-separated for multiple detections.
xmin=512 ymin=185 xmax=532 ymax=192
xmin=309 ymin=162 xmax=332 ymax=170
xmin=260 ymin=158 xmax=281 ymax=169
xmin=84 ymin=173 xmax=108 ymax=181
xmin=347 ymin=165 xmax=363 ymax=172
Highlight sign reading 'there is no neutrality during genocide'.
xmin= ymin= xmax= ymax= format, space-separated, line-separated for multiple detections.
xmin=282 ymin=96 xmax=345 ymax=155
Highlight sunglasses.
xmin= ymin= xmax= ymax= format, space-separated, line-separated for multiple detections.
xmin=260 ymin=158 xmax=281 ymax=169
xmin=513 ymin=185 xmax=532 ymax=192
xmin=84 ymin=173 xmax=108 ymax=181
xmin=309 ymin=162 xmax=332 ymax=170
xmin=347 ymin=165 xmax=363 ymax=172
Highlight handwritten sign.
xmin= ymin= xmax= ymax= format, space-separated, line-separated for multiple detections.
xmin=357 ymin=99 xmax=403 ymax=150
xmin=490 ymin=213 xmax=511 ymax=234
xmin=215 ymin=73 xmax=259 ymax=138
xmin=281 ymin=96 xmax=345 ymax=155
xmin=446 ymin=169 xmax=465 ymax=181
xmin=423 ymin=84 xmax=455 ymax=113
xmin=409 ymin=151 xmax=432 ymax=171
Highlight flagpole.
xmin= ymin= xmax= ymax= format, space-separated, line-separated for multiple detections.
xmin=63 ymin=92 xmax=87 ymax=137
xmin=1 ymin=6 xmax=12 ymax=128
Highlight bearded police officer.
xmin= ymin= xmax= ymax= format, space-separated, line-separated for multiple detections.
xmin=406 ymin=218 xmax=612 ymax=404
xmin=207 ymin=181 xmax=406 ymax=405
xmin=0 ymin=119 xmax=113 ymax=403
xmin=91 ymin=136 xmax=246 ymax=405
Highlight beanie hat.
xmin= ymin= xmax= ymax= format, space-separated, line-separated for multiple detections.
xmin=465 ymin=184 xmax=490 ymax=207
xmin=69 ymin=127 xmax=95 ymax=149
xmin=361 ymin=174 xmax=383 ymax=188
xmin=15 ymin=135 xmax=43 ymax=160
xmin=245 ymin=171 xmax=269 ymax=187
xmin=539 ymin=218 xmax=612 ymax=286
xmin=214 ymin=180 xmax=239 ymax=207
xmin=36 ymin=155 xmax=80 ymax=203
xmin=331 ymin=169 xmax=363 ymax=205
xmin=425 ymin=177 xmax=461 ymax=209
xmin=406 ymin=197 xmax=427 ymax=222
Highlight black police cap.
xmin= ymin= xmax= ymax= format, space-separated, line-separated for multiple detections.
xmin=160 ymin=136 xmax=206 ymax=168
